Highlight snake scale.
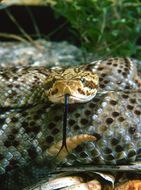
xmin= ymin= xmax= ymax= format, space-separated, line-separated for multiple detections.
xmin=0 ymin=55 xmax=141 ymax=189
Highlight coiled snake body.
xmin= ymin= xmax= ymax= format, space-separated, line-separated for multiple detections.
xmin=0 ymin=57 xmax=141 ymax=189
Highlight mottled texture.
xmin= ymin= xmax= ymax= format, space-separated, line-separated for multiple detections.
xmin=0 ymin=53 xmax=141 ymax=189
xmin=0 ymin=40 xmax=84 ymax=67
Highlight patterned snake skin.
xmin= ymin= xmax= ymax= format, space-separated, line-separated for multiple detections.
xmin=0 ymin=57 xmax=141 ymax=189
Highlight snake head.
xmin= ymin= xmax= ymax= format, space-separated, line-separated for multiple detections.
xmin=44 ymin=67 xmax=99 ymax=104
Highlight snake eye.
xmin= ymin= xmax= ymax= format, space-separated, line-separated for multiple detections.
xmin=80 ymin=78 xmax=86 ymax=83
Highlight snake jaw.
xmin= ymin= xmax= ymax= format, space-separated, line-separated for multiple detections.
xmin=47 ymin=87 xmax=98 ymax=104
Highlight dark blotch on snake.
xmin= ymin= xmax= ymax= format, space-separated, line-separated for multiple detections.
xmin=98 ymin=67 xmax=104 ymax=71
xmin=52 ymin=128 xmax=59 ymax=135
xmin=84 ymin=110 xmax=91 ymax=116
xmin=12 ymin=128 xmax=18 ymax=134
xmin=46 ymin=136 xmax=54 ymax=144
xmin=80 ymin=118 xmax=89 ymax=125
xmin=4 ymin=140 xmax=12 ymax=147
xmin=0 ymin=118 xmax=5 ymax=126
xmin=27 ymin=147 xmax=38 ymax=159
xmin=122 ymin=94 xmax=129 ymax=99
xmin=73 ymin=125 xmax=80 ymax=130
xmin=48 ymin=122 xmax=56 ymax=129
xmin=115 ymin=145 xmax=124 ymax=152
xmin=129 ymin=127 xmax=136 ymax=134
xmin=127 ymin=105 xmax=134 ymax=110
xmin=106 ymin=118 xmax=113 ymax=125
xmin=134 ymin=110 xmax=141 ymax=115
xmin=75 ymin=113 xmax=80 ymax=118
xmin=129 ymin=98 xmax=136 ymax=104
xmin=69 ymin=119 xmax=75 ymax=126
xmin=112 ymin=111 xmax=120 ymax=117
xmin=0 ymin=154 xmax=4 ymax=160
xmin=92 ymin=132 xmax=102 ymax=141
xmin=118 ymin=117 xmax=125 ymax=122
xmin=110 ymin=100 xmax=117 ymax=105
xmin=111 ymin=138 xmax=119 ymax=145
xmin=106 ymin=61 xmax=112 ymax=65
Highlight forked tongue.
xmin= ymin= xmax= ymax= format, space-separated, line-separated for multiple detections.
xmin=46 ymin=94 xmax=96 ymax=161
xmin=39 ymin=95 xmax=96 ymax=170
xmin=56 ymin=94 xmax=70 ymax=155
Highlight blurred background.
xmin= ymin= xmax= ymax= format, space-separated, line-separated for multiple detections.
xmin=0 ymin=0 xmax=141 ymax=59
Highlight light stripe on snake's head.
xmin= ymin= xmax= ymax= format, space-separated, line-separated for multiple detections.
xmin=44 ymin=67 xmax=99 ymax=104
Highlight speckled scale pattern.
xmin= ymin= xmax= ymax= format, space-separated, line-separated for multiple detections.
xmin=64 ymin=91 xmax=141 ymax=166
xmin=0 ymin=57 xmax=141 ymax=189
xmin=88 ymin=57 xmax=139 ymax=91
xmin=63 ymin=58 xmax=141 ymax=165
xmin=0 ymin=67 xmax=49 ymax=107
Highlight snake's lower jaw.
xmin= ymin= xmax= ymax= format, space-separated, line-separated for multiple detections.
xmin=44 ymin=134 xmax=96 ymax=161
xmin=48 ymin=91 xmax=97 ymax=104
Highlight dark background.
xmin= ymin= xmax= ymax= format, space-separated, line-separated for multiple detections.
xmin=0 ymin=6 xmax=79 ymax=44
xmin=0 ymin=6 xmax=140 ymax=47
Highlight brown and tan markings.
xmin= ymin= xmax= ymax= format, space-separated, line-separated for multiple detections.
xmin=0 ymin=57 xmax=141 ymax=190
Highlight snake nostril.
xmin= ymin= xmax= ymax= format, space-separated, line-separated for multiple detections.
xmin=51 ymin=88 xmax=58 ymax=95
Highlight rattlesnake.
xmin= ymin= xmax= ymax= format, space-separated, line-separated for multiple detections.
xmin=0 ymin=56 xmax=141 ymax=189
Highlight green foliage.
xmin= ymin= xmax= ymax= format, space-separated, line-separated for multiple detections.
xmin=48 ymin=0 xmax=141 ymax=59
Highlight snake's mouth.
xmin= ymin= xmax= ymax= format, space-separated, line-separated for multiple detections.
xmin=46 ymin=77 xmax=98 ymax=104
xmin=48 ymin=93 xmax=97 ymax=104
